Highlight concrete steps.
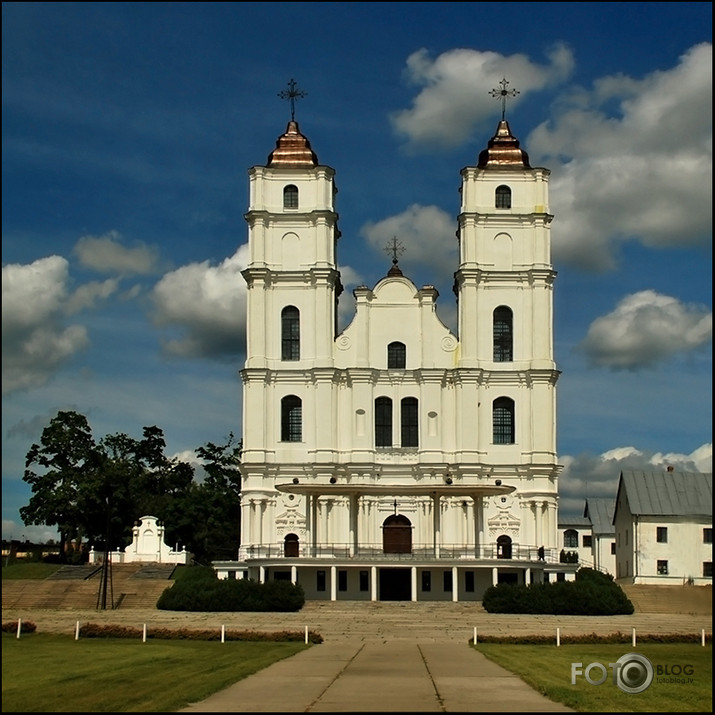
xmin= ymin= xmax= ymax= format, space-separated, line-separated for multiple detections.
xmin=619 ymin=583 xmax=712 ymax=615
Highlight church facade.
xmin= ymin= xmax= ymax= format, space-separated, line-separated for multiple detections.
xmin=218 ymin=107 xmax=572 ymax=600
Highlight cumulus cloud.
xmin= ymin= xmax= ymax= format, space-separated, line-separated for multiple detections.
xmin=528 ymin=42 xmax=712 ymax=270
xmin=74 ymin=230 xmax=160 ymax=275
xmin=2 ymin=257 xmax=90 ymax=394
xmin=558 ymin=442 xmax=712 ymax=517
xmin=391 ymin=44 xmax=574 ymax=150
xmin=578 ymin=290 xmax=712 ymax=369
xmin=151 ymin=245 xmax=249 ymax=359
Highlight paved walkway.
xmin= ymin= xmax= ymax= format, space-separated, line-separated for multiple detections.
xmin=179 ymin=641 xmax=573 ymax=712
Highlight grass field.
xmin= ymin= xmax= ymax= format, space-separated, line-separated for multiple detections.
xmin=2 ymin=632 xmax=308 ymax=712
xmin=475 ymin=642 xmax=713 ymax=712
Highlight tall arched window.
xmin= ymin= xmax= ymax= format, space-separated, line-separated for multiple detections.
xmin=492 ymin=397 xmax=515 ymax=444
xmin=495 ymin=185 xmax=511 ymax=209
xmin=493 ymin=306 xmax=513 ymax=362
xmin=563 ymin=529 xmax=579 ymax=548
xmin=401 ymin=397 xmax=418 ymax=447
xmin=375 ymin=397 xmax=393 ymax=447
xmin=387 ymin=341 xmax=406 ymax=368
xmin=283 ymin=184 xmax=299 ymax=209
xmin=281 ymin=306 xmax=300 ymax=360
xmin=281 ymin=395 xmax=302 ymax=442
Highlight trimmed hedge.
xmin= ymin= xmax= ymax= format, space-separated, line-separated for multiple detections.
xmin=156 ymin=570 xmax=305 ymax=612
xmin=2 ymin=620 xmax=37 ymax=634
xmin=482 ymin=568 xmax=634 ymax=615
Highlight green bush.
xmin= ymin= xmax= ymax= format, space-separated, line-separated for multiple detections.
xmin=482 ymin=568 xmax=634 ymax=615
xmin=157 ymin=572 xmax=305 ymax=612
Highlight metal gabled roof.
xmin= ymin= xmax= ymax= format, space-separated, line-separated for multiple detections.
xmin=618 ymin=470 xmax=712 ymax=518
xmin=584 ymin=497 xmax=616 ymax=535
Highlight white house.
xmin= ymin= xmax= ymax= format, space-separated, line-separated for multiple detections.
xmin=613 ymin=469 xmax=712 ymax=585
xmin=214 ymin=98 xmax=577 ymax=600
xmin=558 ymin=497 xmax=616 ymax=575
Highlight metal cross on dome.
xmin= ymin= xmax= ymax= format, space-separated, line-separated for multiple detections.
xmin=384 ymin=236 xmax=405 ymax=267
xmin=489 ymin=78 xmax=519 ymax=120
xmin=278 ymin=78 xmax=307 ymax=121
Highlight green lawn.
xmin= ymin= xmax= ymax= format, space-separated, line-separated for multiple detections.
xmin=475 ymin=642 xmax=713 ymax=712
xmin=2 ymin=632 xmax=308 ymax=712
xmin=2 ymin=561 xmax=63 ymax=579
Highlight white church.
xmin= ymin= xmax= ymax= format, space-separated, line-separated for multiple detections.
xmin=215 ymin=85 xmax=576 ymax=600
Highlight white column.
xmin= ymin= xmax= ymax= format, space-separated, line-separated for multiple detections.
xmin=525 ymin=567 xmax=531 ymax=585
xmin=330 ymin=565 xmax=337 ymax=601
xmin=492 ymin=566 xmax=498 ymax=586
xmin=259 ymin=566 xmax=266 ymax=583
xmin=535 ymin=500 xmax=544 ymax=548
xmin=291 ymin=565 xmax=297 ymax=584
xmin=432 ymin=494 xmax=441 ymax=558
xmin=371 ymin=566 xmax=377 ymax=601
xmin=258 ymin=499 xmax=265 ymax=553
xmin=311 ymin=494 xmax=319 ymax=557
xmin=473 ymin=498 xmax=481 ymax=557
xmin=452 ymin=566 xmax=459 ymax=602
xmin=411 ymin=566 xmax=418 ymax=602
xmin=349 ymin=494 xmax=358 ymax=557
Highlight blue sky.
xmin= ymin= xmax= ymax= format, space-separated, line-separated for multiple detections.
xmin=2 ymin=2 xmax=712 ymax=541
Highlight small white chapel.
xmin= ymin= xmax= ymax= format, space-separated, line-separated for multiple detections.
xmin=215 ymin=80 xmax=574 ymax=600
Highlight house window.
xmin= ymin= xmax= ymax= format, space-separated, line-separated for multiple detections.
xmin=657 ymin=560 xmax=669 ymax=575
xmin=283 ymin=184 xmax=299 ymax=209
xmin=387 ymin=341 xmax=406 ymax=368
xmin=465 ymin=571 xmax=475 ymax=593
xmin=493 ymin=306 xmax=513 ymax=362
xmin=281 ymin=306 xmax=300 ymax=360
xmin=582 ymin=535 xmax=592 ymax=548
xmin=443 ymin=570 xmax=453 ymax=592
xmin=401 ymin=397 xmax=418 ymax=448
xmin=611 ymin=542 xmax=616 ymax=555
xmin=316 ymin=570 xmax=326 ymax=591
xmin=421 ymin=571 xmax=431 ymax=592
xmin=704 ymin=528 xmax=712 ymax=544
xmin=495 ymin=185 xmax=512 ymax=209
xmin=375 ymin=397 xmax=393 ymax=447
xmin=704 ymin=562 xmax=713 ymax=578
xmin=563 ymin=529 xmax=578 ymax=548
xmin=359 ymin=570 xmax=369 ymax=592
xmin=281 ymin=395 xmax=302 ymax=442
xmin=656 ymin=527 xmax=668 ymax=543
xmin=492 ymin=397 xmax=515 ymax=444
xmin=338 ymin=570 xmax=348 ymax=592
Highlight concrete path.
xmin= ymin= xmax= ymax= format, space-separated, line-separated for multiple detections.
xmin=179 ymin=641 xmax=573 ymax=713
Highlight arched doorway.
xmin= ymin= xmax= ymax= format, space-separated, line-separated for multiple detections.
xmin=382 ymin=514 xmax=412 ymax=554
xmin=283 ymin=533 xmax=299 ymax=557
xmin=497 ymin=534 xmax=512 ymax=559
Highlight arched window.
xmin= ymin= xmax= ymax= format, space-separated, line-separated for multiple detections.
xmin=281 ymin=306 xmax=300 ymax=360
xmin=284 ymin=533 xmax=300 ymax=557
xmin=563 ymin=529 xmax=579 ymax=548
xmin=375 ymin=397 xmax=393 ymax=447
xmin=495 ymin=185 xmax=511 ymax=209
xmin=493 ymin=306 xmax=513 ymax=362
xmin=497 ymin=534 xmax=513 ymax=559
xmin=387 ymin=341 xmax=406 ymax=368
xmin=492 ymin=397 xmax=515 ymax=444
xmin=281 ymin=395 xmax=302 ymax=442
xmin=401 ymin=397 xmax=418 ymax=447
xmin=283 ymin=184 xmax=299 ymax=209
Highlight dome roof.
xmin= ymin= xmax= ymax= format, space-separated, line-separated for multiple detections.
xmin=267 ymin=121 xmax=319 ymax=167
xmin=477 ymin=119 xmax=531 ymax=169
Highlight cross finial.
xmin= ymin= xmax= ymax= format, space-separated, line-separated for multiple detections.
xmin=278 ymin=78 xmax=307 ymax=121
xmin=384 ymin=236 xmax=405 ymax=266
xmin=489 ymin=78 xmax=519 ymax=120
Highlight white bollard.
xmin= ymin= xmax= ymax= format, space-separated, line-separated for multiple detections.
xmin=221 ymin=625 xmax=225 ymax=643
xmin=75 ymin=621 xmax=80 ymax=640
xmin=632 ymin=627 xmax=636 ymax=647
xmin=473 ymin=626 xmax=477 ymax=645
xmin=702 ymin=629 xmax=706 ymax=647
xmin=143 ymin=623 xmax=147 ymax=643
xmin=556 ymin=627 xmax=560 ymax=647
xmin=16 ymin=618 xmax=21 ymax=639
xmin=305 ymin=626 xmax=309 ymax=644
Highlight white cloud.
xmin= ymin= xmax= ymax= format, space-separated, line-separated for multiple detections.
xmin=391 ymin=44 xmax=574 ymax=150
xmin=578 ymin=290 xmax=712 ymax=369
xmin=558 ymin=442 xmax=711 ymax=517
xmin=2 ymin=256 xmax=89 ymax=394
xmin=74 ymin=231 xmax=160 ymax=276
xmin=151 ymin=245 xmax=249 ymax=359
xmin=528 ymin=42 xmax=712 ymax=270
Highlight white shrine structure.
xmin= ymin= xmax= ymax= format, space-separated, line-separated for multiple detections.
xmin=216 ymin=93 xmax=574 ymax=600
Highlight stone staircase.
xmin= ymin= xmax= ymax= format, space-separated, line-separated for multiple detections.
xmin=2 ymin=563 xmax=175 ymax=610
xmin=619 ymin=583 xmax=712 ymax=615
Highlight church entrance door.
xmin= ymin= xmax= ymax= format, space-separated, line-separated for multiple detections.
xmin=382 ymin=514 xmax=412 ymax=554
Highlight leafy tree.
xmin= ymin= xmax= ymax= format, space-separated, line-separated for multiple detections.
xmin=21 ymin=411 xmax=98 ymax=562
